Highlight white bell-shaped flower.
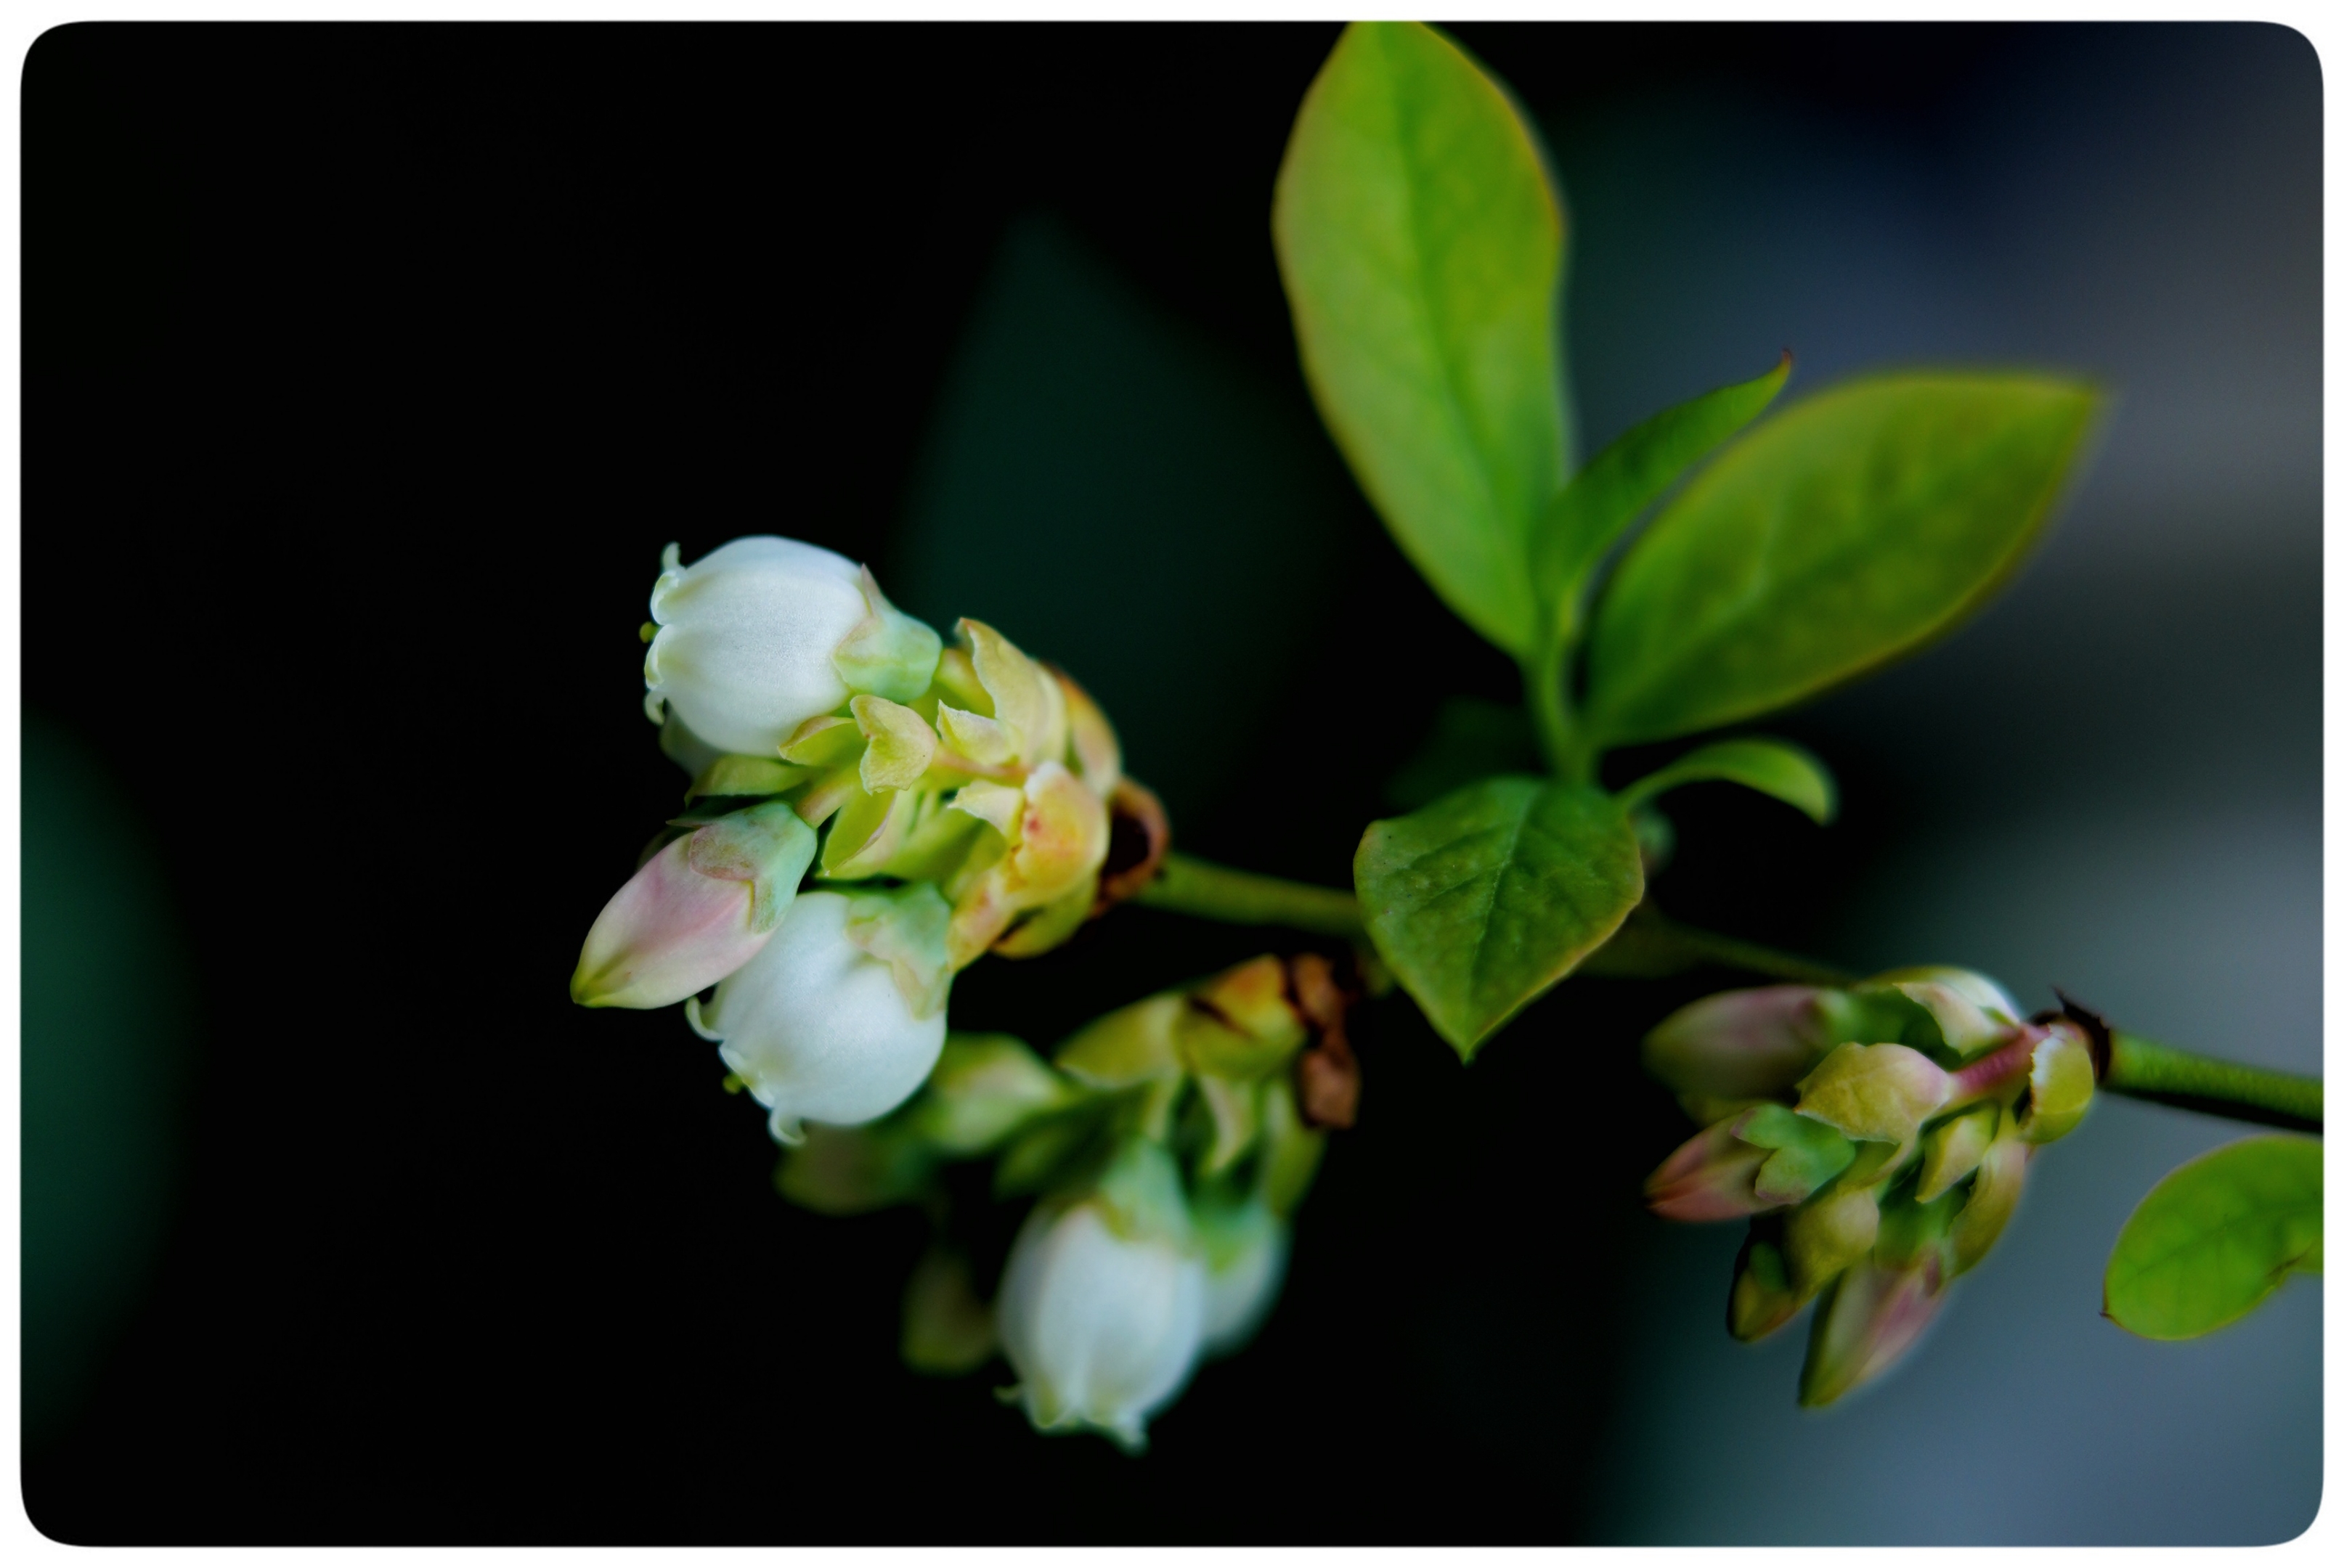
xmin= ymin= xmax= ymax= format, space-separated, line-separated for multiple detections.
xmin=688 ymin=888 xmax=950 ymax=1143
xmin=643 ymin=536 xmax=940 ymax=759
xmin=997 ymin=1143 xmax=1207 ymax=1452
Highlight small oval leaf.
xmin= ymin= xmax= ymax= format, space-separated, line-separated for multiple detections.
xmin=1274 ymin=22 xmax=1570 ymax=660
xmin=1583 ymin=372 xmax=2100 ymax=748
xmin=1616 ymin=736 xmax=1837 ymax=824
xmin=1354 ymin=777 xmax=1643 ymax=1060
xmin=2104 ymin=1135 xmax=2321 ymax=1341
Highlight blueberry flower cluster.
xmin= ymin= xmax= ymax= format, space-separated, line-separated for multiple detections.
xmin=1643 ymin=968 xmax=2097 ymax=1405
xmin=776 ymin=952 xmax=1358 ymax=1450
xmin=572 ymin=536 xmax=1122 ymax=1142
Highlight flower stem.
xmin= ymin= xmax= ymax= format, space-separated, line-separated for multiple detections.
xmin=1130 ymin=853 xmax=1367 ymax=937
xmin=2101 ymin=1030 xmax=2322 ymax=1132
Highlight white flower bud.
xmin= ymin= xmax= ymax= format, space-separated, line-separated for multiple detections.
xmin=643 ymin=536 xmax=940 ymax=758
xmin=688 ymin=889 xmax=948 ymax=1143
xmin=997 ymin=1144 xmax=1207 ymax=1453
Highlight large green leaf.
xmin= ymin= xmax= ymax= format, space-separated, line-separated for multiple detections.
xmin=1615 ymin=735 xmax=1837 ymax=824
xmin=2104 ymin=1135 xmax=2321 ymax=1341
xmin=1533 ymin=355 xmax=1790 ymax=620
xmin=1582 ymin=373 xmax=2099 ymax=748
xmin=1273 ymin=21 xmax=1569 ymax=661
xmin=1355 ymin=777 xmax=1643 ymax=1060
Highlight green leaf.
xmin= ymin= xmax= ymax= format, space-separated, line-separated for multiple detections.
xmin=1582 ymin=372 xmax=2100 ymax=748
xmin=1273 ymin=21 xmax=1570 ymax=660
xmin=1615 ymin=736 xmax=1837 ymax=824
xmin=1354 ymin=776 xmax=1643 ymax=1059
xmin=2104 ymin=1135 xmax=2321 ymax=1340
xmin=1534 ymin=354 xmax=1791 ymax=619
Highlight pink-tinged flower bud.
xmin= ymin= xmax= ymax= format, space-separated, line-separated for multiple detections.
xmin=1648 ymin=1103 xmax=1860 ymax=1222
xmin=570 ymin=801 xmax=815 ymax=1009
xmin=1643 ymin=986 xmax=1839 ymax=1115
xmin=1646 ymin=1120 xmax=1772 ymax=1222
xmin=1799 ymin=1253 xmax=1947 ymax=1408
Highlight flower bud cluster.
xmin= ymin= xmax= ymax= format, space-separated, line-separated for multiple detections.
xmin=775 ymin=952 xmax=1359 ymax=1451
xmin=1642 ymin=968 xmax=2099 ymax=1405
xmin=573 ymin=536 xmax=1131 ymax=1146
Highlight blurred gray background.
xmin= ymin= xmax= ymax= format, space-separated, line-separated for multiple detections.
xmin=1555 ymin=25 xmax=2322 ymax=1543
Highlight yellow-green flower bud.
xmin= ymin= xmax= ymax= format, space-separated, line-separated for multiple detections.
xmin=2018 ymin=1024 xmax=2095 ymax=1143
xmin=1948 ymin=1131 xmax=2031 ymax=1275
xmin=1783 ymin=1185 xmax=1881 ymax=1296
xmin=1793 ymin=1042 xmax=1953 ymax=1175
xmin=1915 ymin=1101 xmax=2001 ymax=1202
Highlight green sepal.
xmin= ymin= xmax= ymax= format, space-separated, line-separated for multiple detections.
xmin=1195 ymin=1074 xmax=1264 ymax=1178
xmin=1873 ymin=1177 xmax=1961 ymax=1273
xmin=1733 ymin=1103 xmax=1856 ymax=1206
xmin=990 ymin=873 xmax=1097 ymax=959
xmin=1916 ymin=1102 xmax=2001 ymax=1202
xmin=1256 ymin=1077 xmax=1327 ymax=1219
xmin=1948 ymin=1132 xmax=2030 ymax=1275
xmin=833 ymin=565 xmax=943 ymax=704
xmin=1091 ymin=1137 xmax=1194 ymax=1246
xmin=1614 ymin=735 xmax=1836 ymax=825
xmin=820 ymin=779 xmax=916 ymax=879
xmin=685 ymin=755 xmax=810 ymax=803
xmin=684 ymin=800 xmax=817 ymax=936
xmin=844 ymin=882 xmax=953 ymax=1019
xmin=993 ymin=1101 xmax=1115 ymax=1199
xmin=875 ymin=792 xmax=987 ymax=885
xmin=906 ymin=1032 xmax=1081 ymax=1156
xmin=780 ymin=714 xmax=866 ymax=769
xmin=852 ymin=694 xmax=940 ymax=793
xmin=1055 ymin=994 xmax=1186 ymax=1090
xmin=932 ymin=645 xmax=991 ymax=715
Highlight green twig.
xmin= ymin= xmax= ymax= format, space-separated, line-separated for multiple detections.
xmin=1130 ymin=853 xmax=1367 ymax=937
xmin=2101 ymin=1031 xmax=2322 ymax=1133
xmin=1595 ymin=907 xmax=1858 ymax=986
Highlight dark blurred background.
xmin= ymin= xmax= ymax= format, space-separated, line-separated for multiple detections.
xmin=19 ymin=23 xmax=2319 ymax=1543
